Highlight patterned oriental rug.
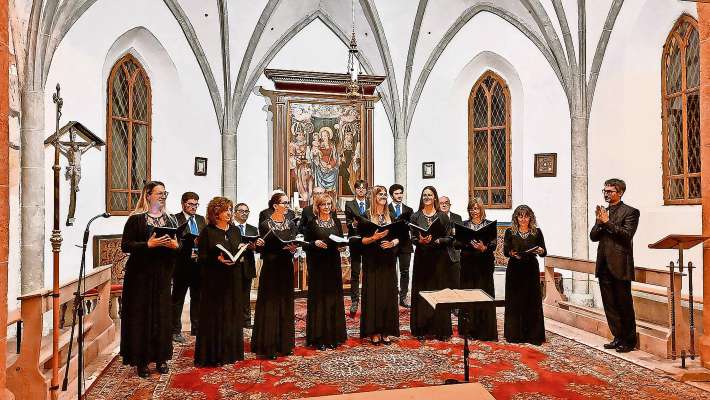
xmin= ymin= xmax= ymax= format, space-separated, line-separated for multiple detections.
xmin=86 ymin=299 xmax=707 ymax=399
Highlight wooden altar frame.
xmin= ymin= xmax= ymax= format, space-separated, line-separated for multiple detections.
xmin=259 ymin=69 xmax=384 ymax=207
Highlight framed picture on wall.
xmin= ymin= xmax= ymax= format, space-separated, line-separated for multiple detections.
xmin=194 ymin=157 xmax=208 ymax=176
xmin=534 ymin=153 xmax=556 ymax=177
xmin=422 ymin=162 xmax=435 ymax=179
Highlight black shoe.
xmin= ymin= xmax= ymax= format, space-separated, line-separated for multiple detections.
xmin=435 ymin=335 xmax=451 ymax=342
xmin=316 ymin=344 xmax=326 ymax=351
xmin=267 ymin=354 xmax=277 ymax=360
xmin=615 ymin=344 xmax=635 ymax=353
xmin=349 ymin=301 xmax=359 ymax=317
xmin=399 ymin=299 xmax=410 ymax=308
xmin=157 ymin=362 xmax=169 ymax=374
xmin=415 ymin=335 xmax=426 ymax=341
xmin=172 ymin=333 xmax=187 ymax=343
xmin=137 ymin=365 xmax=149 ymax=378
xmin=603 ymin=338 xmax=621 ymax=349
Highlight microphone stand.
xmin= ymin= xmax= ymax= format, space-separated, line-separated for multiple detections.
xmin=62 ymin=213 xmax=110 ymax=398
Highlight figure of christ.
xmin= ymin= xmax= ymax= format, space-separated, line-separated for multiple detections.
xmin=288 ymin=127 xmax=313 ymax=207
xmin=57 ymin=138 xmax=95 ymax=225
xmin=338 ymin=123 xmax=360 ymax=195
xmin=311 ymin=127 xmax=339 ymax=199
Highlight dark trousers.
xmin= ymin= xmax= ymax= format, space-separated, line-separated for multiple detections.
xmin=350 ymin=246 xmax=362 ymax=302
xmin=397 ymin=252 xmax=412 ymax=301
xmin=171 ymin=259 xmax=200 ymax=335
xmin=242 ymin=278 xmax=253 ymax=324
xmin=598 ymin=266 xmax=637 ymax=345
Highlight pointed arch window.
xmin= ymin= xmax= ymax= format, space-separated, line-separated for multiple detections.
xmin=662 ymin=15 xmax=700 ymax=205
xmin=106 ymin=54 xmax=152 ymax=214
xmin=468 ymin=71 xmax=511 ymax=208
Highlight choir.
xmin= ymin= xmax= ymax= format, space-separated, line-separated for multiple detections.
xmin=120 ymin=181 xmax=548 ymax=378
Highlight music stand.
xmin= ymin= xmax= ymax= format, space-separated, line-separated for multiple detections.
xmin=649 ymin=234 xmax=709 ymax=361
xmin=420 ymin=289 xmax=495 ymax=383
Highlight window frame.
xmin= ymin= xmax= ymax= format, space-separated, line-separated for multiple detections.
xmin=105 ymin=53 xmax=152 ymax=215
xmin=467 ymin=70 xmax=512 ymax=209
xmin=661 ymin=14 xmax=700 ymax=205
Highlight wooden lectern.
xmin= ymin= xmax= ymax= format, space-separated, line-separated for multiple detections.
xmin=649 ymin=234 xmax=709 ymax=362
xmin=420 ymin=289 xmax=495 ymax=383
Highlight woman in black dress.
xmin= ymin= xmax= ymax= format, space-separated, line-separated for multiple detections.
xmin=503 ymin=204 xmax=547 ymax=345
xmin=252 ymin=192 xmax=299 ymax=359
xmin=409 ymin=186 xmax=453 ymax=340
xmin=358 ymin=185 xmax=401 ymax=345
xmin=303 ymin=193 xmax=347 ymax=350
xmin=120 ymin=181 xmax=179 ymax=378
xmin=195 ymin=197 xmax=249 ymax=366
xmin=456 ymin=198 xmax=498 ymax=341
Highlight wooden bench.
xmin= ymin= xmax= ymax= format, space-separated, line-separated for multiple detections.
xmin=5 ymin=265 xmax=115 ymax=400
xmin=542 ymin=255 xmax=690 ymax=359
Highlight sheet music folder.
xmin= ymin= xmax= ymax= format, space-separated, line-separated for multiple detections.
xmin=419 ymin=289 xmax=494 ymax=312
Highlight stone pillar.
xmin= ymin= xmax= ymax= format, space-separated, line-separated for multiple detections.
xmin=697 ymin=2 xmax=710 ymax=369
xmin=0 ymin=0 xmax=17 ymax=396
xmin=19 ymin=89 xmax=44 ymax=294
xmin=393 ymin=135 xmax=407 ymax=191
xmin=222 ymin=126 xmax=237 ymax=201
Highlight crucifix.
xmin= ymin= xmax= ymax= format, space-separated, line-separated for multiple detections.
xmin=57 ymin=132 xmax=96 ymax=225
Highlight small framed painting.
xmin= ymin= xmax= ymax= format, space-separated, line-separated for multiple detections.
xmin=194 ymin=157 xmax=208 ymax=176
xmin=534 ymin=153 xmax=556 ymax=177
xmin=422 ymin=162 xmax=435 ymax=179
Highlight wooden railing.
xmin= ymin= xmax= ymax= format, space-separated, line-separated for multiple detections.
xmin=542 ymin=255 xmax=689 ymax=359
xmin=5 ymin=265 xmax=115 ymax=400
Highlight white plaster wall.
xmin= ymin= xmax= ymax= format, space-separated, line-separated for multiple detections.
xmin=587 ymin=0 xmax=701 ymax=296
xmin=407 ymin=12 xmax=572 ymax=258
xmin=40 ymin=0 xmax=222 ymax=287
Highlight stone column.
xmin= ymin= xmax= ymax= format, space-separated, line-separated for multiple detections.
xmin=393 ymin=135 xmax=407 ymax=190
xmin=19 ymin=90 xmax=44 ymax=294
xmin=697 ymin=2 xmax=710 ymax=369
xmin=0 ymin=0 xmax=16 ymax=396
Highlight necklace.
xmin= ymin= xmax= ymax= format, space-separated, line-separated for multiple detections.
xmin=316 ymin=217 xmax=335 ymax=229
xmin=518 ymin=230 xmax=530 ymax=239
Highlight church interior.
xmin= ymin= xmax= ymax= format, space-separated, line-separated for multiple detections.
xmin=3 ymin=0 xmax=710 ymax=399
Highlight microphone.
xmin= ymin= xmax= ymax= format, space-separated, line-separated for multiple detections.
xmin=83 ymin=212 xmax=111 ymax=243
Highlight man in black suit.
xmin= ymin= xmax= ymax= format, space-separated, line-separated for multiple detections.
xmin=388 ymin=184 xmax=414 ymax=307
xmin=440 ymin=196 xmax=462 ymax=289
xmin=172 ymin=192 xmax=206 ymax=343
xmin=233 ymin=202 xmax=259 ymax=328
xmin=258 ymin=188 xmax=296 ymax=224
xmin=590 ymin=178 xmax=640 ymax=353
xmin=344 ymin=179 xmax=369 ymax=316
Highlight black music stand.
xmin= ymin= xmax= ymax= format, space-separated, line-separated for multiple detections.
xmin=420 ymin=289 xmax=495 ymax=383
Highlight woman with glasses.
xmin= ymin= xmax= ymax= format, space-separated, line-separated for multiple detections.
xmin=194 ymin=197 xmax=249 ymax=367
xmin=252 ymin=192 xmax=299 ymax=359
xmin=357 ymin=185 xmax=401 ymax=345
xmin=302 ymin=193 xmax=347 ymax=350
xmin=456 ymin=198 xmax=498 ymax=341
xmin=503 ymin=204 xmax=547 ymax=345
xmin=409 ymin=186 xmax=453 ymax=341
xmin=120 ymin=181 xmax=180 ymax=378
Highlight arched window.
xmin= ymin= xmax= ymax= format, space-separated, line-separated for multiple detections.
xmin=662 ymin=15 xmax=700 ymax=205
xmin=106 ymin=54 xmax=151 ymax=214
xmin=468 ymin=70 xmax=511 ymax=208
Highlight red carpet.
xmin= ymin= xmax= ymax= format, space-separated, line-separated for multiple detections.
xmin=86 ymin=299 xmax=707 ymax=399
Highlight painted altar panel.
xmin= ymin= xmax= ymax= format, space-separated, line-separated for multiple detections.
xmin=288 ymin=100 xmax=364 ymax=209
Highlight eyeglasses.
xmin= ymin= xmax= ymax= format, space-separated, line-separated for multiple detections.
xmin=440 ymin=201 xmax=451 ymax=205
xmin=602 ymin=189 xmax=617 ymax=194
xmin=236 ymin=209 xmax=250 ymax=213
xmin=279 ymin=201 xmax=290 ymax=205
xmin=152 ymin=191 xmax=169 ymax=198
xmin=185 ymin=202 xmax=199 ymax=208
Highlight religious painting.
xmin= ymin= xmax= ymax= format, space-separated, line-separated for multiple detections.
xmin=287 ymin=101 xmax=364 ymax=208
